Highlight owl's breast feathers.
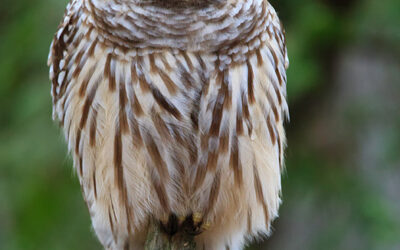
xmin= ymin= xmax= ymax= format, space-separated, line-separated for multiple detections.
xmin=48 ymin=0 xmax=288 ymax=248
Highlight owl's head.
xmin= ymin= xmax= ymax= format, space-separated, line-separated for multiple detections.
xmin=97 ymin=0 xmax=227 ymax=9
xmin=133 ymin=0 xmax=225 ymax=8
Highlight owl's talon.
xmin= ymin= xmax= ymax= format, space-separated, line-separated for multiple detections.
xmin=192 ymin=212 xmax=203 ymax=225
xmin=181 ymin=213 xmax=209 ymax=235
xmin=201 ymin=221 xmax=211 ymax=231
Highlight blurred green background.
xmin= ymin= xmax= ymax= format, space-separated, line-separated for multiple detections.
xmin=0 ymin=0 xmax=399 ymax=249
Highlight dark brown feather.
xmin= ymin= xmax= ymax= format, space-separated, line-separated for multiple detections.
xmin=92 ymin=169 xmax=97 ymax=200
xmin=230 ymin=135 xmax=243 ymax=188
xmin=89 ymin=108 xmax=98 ymax=147
xmin=247 ymin=61 xmax=255 ymax=104
xmin=204 ymin=169 xmax=221 ymax=215
xmin=114 ymin=124 xmax=128 ymax=207
xmin=150 ymin=84 xmax=182 ymax=120
xmin=79 ymin=76 xmax=100 ymax=129
xmin=145 ymin=135 xmax=169 ymax=181
xmin=158 ymin=69 xmax=178 ymax=95
xmin=127 ymin=112 xmax=143 ymax=148
xmin=119 ymin=76 xmax=129 ymax=134
xmin=105 ymin=53 xmax=116 ymax=91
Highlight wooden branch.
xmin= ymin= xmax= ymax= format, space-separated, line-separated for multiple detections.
xmin=144 ymin=218 xmax=196 ymax=250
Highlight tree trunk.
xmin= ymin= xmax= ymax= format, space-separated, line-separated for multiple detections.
xmin=144 ymin=218 xmax=196 ymax=250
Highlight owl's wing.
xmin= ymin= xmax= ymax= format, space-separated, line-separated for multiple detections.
xmin=48 ymin=0 xmax=83 ymax=123
xmin=189 ymin=7 xmax=289 ymax=247
xmin=47 ymin=0 xmax=212 ymax=234
xmin=193 ymin=2 xmax=289 ymax=186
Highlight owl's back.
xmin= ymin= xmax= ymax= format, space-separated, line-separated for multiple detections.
xmin=49 ymin=0 xmax=288 ymax=249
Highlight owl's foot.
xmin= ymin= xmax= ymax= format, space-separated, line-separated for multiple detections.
xmin=160 ymin=213 xmax=210 ymax=236
xmin=182 ymin=213 xmax=210 ymax=236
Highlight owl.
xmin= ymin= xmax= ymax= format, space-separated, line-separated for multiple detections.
xmin=48 ymin=0 xmax=289 ymax=249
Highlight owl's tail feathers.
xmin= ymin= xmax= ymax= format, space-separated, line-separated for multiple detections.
xmin=145 ymin=213 xmax=207 ymax=250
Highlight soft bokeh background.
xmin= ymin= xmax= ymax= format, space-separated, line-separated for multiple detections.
xmin=0 ymin=0 xmax=399 ymax=249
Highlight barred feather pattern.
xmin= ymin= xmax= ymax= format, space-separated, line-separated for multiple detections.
xmin=48 ymin=0 xmax=289 ymax=249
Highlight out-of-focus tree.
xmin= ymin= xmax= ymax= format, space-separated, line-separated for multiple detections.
xmin=0 ymin=0 xmax=399 ymax=249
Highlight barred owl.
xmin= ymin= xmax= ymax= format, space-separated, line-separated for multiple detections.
xmin=48 ymin=0 xmax=289 ymax=249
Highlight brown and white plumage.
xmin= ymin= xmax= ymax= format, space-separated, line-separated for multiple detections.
xmin=48 ymin=0 xmax=289 ymax=249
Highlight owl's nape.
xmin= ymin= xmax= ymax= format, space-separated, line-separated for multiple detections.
xmin=48 ymin=0 xmax=288 ymax=249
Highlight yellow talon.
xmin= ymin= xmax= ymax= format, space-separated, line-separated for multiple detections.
xmin=201 ymin=221 xmax=211 ymax=231
xmin=193 ymin=212 xmax=203 ymax=224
